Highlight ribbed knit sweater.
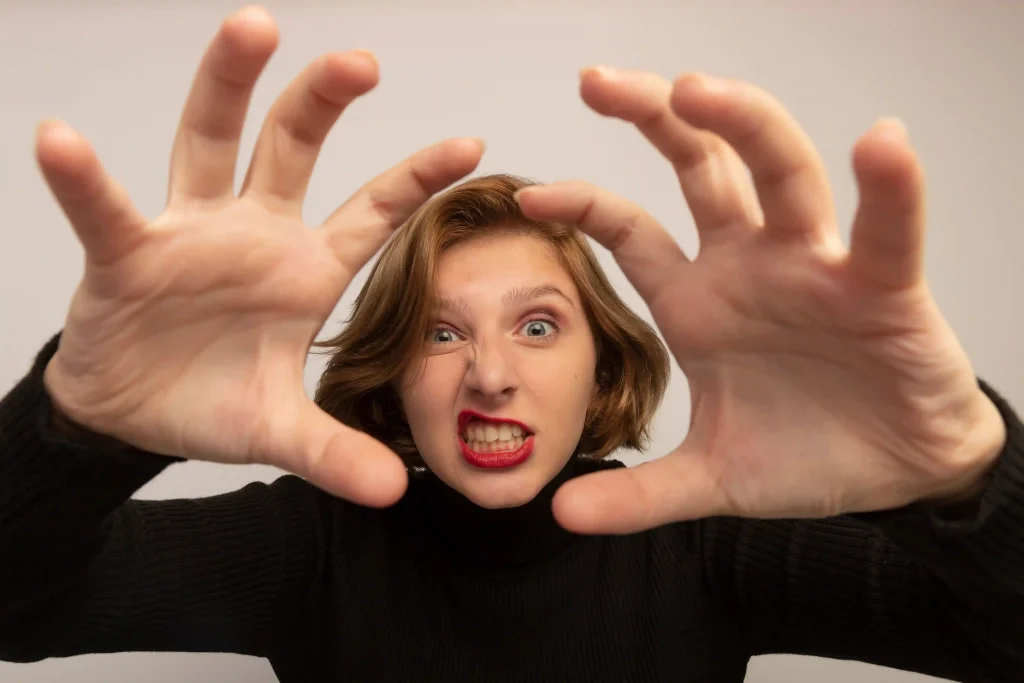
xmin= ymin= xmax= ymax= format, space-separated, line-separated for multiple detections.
xmin=1 ymin=333 xmax=1023 ymax=682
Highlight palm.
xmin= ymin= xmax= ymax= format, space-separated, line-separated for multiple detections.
xmin=660 ymin=231 xmax=972 ymax=518
xmin=519 ymin=67 xmax=1001 ymax=532
xmin=39 ymin=8 xmax=483 ymax=506
xmin=62 ymin=201 xmax=346 ymax=464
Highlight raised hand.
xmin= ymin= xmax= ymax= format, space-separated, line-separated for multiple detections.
xmin=38 ymin=7 xmax=484 ymax=506
xmin=517 ymin=67 xmax=1006 ymax=534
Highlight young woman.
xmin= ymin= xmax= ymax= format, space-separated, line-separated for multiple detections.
xmin=2 ymin=7 xmax=1021 ymax=682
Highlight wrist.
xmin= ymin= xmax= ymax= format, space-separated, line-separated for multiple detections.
xmin=922 ymin=391 xmax=1007 ymax=508
xmin=43 ymin=356 xmax=134 ymax=451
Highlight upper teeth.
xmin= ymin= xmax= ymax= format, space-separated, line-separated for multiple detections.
xmin=464 ymin=421 xmax=524 ymax=442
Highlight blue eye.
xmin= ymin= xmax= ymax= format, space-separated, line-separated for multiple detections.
xmin=520 ymin=320 xmax=556 ymax=338
xmin=430 ymin=327 xmax=462 ymax=344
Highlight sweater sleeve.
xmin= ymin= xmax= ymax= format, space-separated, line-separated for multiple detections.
xmin=0 ymin=333 xmax=329 ymax=663
xmin=696 ymin=380 xmax=1024 ymax=682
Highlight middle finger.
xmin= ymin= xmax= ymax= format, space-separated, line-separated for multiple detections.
xmin=670 ymin=73 xmax=836 ymax=240
xmin=578 ymin=67 xmax=763 ymax=241
xmin=167 ymin=7 xmax=279 ymax=203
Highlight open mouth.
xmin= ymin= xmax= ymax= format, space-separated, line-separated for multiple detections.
xmin=457 ymin=410 xmax=535 ymax=468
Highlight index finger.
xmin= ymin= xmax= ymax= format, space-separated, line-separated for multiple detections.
xmin=321 ymin=137 xmax=486 ymax=275
xmin=515 ymin=180 xmax=688 ymax=305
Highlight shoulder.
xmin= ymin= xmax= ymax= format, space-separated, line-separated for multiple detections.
xmin=250 ymin=474 xmax=403 ymax=566
xmin=202 ymin=474 xmax=347 ymax=534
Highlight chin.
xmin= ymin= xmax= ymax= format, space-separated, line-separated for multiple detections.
xmin=455 ymin=465 xmax=550 ymax=510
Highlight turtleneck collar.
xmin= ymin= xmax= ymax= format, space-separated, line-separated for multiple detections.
xmin=400 ymin=456 xmax=585 ymax=572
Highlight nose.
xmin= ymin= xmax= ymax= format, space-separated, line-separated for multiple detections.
xmin=464 ymin=340 xmax=518 ymax=402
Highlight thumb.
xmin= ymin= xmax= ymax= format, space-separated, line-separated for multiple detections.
xmin=271 ymin=399 xmax=408 ymax=507
xmin=552 ymin=446 xmax=723 ymax=535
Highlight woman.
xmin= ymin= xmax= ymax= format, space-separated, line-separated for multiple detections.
xmin=1 ymin=6 xmax=1021 ymax=682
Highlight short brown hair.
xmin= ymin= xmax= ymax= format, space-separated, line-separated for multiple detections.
xmin=313 ymin=173 xmax=670 ymax=467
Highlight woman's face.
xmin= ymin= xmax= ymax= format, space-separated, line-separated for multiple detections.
xmin=397 ymin=232 xmax=598 ymax=509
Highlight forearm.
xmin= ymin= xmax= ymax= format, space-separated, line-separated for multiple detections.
xmin=0 ymin=333 xmax=179 ymax=551
xmin=0 ymin=333 xmax=179 ymax=658
xmin=0 ymin=334 xmax=319 ymax=663
xmin=701 ymin=380 xmax=1024 ymax=680
xmin=855 ymin=380 xmax=1024 ymax=601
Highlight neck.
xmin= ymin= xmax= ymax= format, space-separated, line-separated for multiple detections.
xmin=403 ymin=457 xmax=583 ymax=571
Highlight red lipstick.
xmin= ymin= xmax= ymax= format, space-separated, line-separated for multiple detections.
xmin=457 ymin=410 xmax=534 ymax=469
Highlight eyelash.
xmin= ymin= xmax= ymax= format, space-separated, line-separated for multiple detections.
xmin=428 ymin=314 xmax=561 ymax=344
xmin=517 ymin=315 xmax=560 ymax=342
xmin=429 ymin=325 xmax=463 ymax=344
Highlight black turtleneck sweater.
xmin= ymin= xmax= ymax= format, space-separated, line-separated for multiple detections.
xmin=2 ymin=333 xmax=1023 ymax=682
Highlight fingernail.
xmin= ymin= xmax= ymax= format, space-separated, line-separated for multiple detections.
xmin=234 ymin=5 xmax=274 ymax=25
xmin=583 ymin=65 xmax=622 ymax=80
xmin=350 ymin=49 xmax=378 ymax=66
xmin=471 ymin=137 xmax=486 ymax=152
xmin=35 ymin=119 xmax=73 ymax=142
xmin=877 ymin=116 xmax=909 ymax=141
xmin=35 ymin=119 xmax=59 ymax=136
xmin=689 ymin=72 xmax=726 ymax=94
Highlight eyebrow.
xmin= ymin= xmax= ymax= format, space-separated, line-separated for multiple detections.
xmin=436 ymin=284 xmax=576 ymax=314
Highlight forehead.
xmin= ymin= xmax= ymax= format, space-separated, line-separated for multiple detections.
xmin=434 ymin=233 xmax=578 ymax=297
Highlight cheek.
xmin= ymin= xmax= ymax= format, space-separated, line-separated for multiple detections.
xmin=400 ymin=357 xmax=463 ymax=434
xmin=525 ymin=350 xmax=596 ymax=425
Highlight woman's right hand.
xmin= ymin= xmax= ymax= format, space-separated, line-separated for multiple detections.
xmin=37 ymin=6 xmax=484 ymax=506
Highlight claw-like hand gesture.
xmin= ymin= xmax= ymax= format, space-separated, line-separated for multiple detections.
xmin=517 ymin=68 xmax=1006 ymax=533
xmin=40 ymin=7 xmax=484 ymax=505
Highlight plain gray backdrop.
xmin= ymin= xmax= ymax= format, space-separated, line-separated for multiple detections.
xmin=1 ymin=0 xmax=1022 ymax=681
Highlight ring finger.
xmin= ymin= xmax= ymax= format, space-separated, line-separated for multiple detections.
xmin=240 ymin=50 xmax=380 ymax=209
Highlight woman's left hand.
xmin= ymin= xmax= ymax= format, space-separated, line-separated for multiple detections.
xmin=516 ymin=67 xmax=1008 ymax=534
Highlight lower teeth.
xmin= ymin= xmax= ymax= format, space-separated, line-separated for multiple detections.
xmin=464 ymin=436 xmax=526 ymax=453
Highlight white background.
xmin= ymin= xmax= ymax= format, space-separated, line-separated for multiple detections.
xmin=1 ymin=0 xmax=1022 ymax=681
